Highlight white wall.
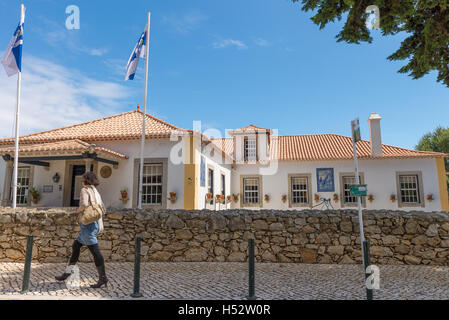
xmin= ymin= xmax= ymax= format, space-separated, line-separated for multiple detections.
xmin=32 ymin=160 xmax=66 ymax=207
xmin=97 ymin=139 xmax=185 ymax=209
xmin=231 ymin=158 xmax=441 ymax=212
xmin=198 ymin=143 xmax=232 ymax=210
xmin=5 ymin=138 xmax=187 ymax=209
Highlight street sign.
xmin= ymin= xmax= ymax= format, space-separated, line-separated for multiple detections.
xmin=351 ymin=118 xmax=361 ymax=142
xmin=350 ymin=184 xmax=367 ymax=197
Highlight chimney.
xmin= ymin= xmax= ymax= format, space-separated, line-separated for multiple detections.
xmin=368 ymin=113 xmax=382 ymax=157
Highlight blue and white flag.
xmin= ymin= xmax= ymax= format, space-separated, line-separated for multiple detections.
xmin=1 ymin=6 xmax=26 ymax=77
xmin=124 ymin=27 xmax=147 ymax=81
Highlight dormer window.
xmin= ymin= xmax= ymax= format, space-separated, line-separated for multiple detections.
xmin=228 ymin=124 xmax=272 ymax=163
xmin=244 ymin=137 xmax=257 ymax=161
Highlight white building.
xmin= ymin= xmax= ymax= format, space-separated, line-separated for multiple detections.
xmin=0 ymin=108 xmax=447 ymax=212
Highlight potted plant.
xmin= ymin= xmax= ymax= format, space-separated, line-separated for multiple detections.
xmin=120 ymin=188 xmax=128 ymax=199
xmin=232 ymin=193 xmax=239 ymax=203
xmin=29 ymin=187 xmax=39 ymax=203
xmin=216 ymin=194 xmax=225 ymax=204
xmin=264 ymin=194 xmax=270 ymax=202
xmin=281 ymin=194 xmax=287 ymax=203
xmin=206 ymin=192 xmax=213 ymax=199
xmin=427 ymin=194 xmax=434 ymax=202
xmin=226 ymin=195 xmax=232 ymax=203
xmin=333 ymin=193 xmax=339 ymax=202
xmin=367 ymin=194 xmax=374 ymax=202
xmin=168 ymin=192 xmax=177 ymax=203
xmin=314 ymin=194 xmax=320 ymax=202
xmin=390 ymin=194 xmax=396 ymax=202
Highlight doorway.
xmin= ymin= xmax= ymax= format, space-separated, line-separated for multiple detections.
xmin=70 ymin=165 xmax=86 ymax=207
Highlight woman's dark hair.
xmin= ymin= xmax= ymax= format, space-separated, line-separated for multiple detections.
xmin=82 ymin=171 xmax=100 ymax=186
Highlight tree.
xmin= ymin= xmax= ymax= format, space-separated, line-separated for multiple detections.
xmin=416 ymin=126 xmax=449 ymax=188
xmin=294 ymin=0 xmax=449 ymax=86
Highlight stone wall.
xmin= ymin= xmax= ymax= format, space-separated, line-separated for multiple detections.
xmin=0 ymin=208 xmax=448 ymax=265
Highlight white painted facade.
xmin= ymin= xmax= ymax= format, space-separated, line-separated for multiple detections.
xmin=0 ymin=113 xmax=446 ymax=212
xmin=199 ymin=142 xmax=232 ymax=210
xmin=230 ymin=158 xmax=442 ymax=212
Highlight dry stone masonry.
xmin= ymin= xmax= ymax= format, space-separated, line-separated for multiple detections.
xmin=0 ymin=208 xmax=448 ymax=265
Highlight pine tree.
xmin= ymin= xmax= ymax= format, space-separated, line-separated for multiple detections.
xmin=294 ymin=0 xmax=449 ymax=86
xmin=416 ymin=126 xmax=449 ymax=188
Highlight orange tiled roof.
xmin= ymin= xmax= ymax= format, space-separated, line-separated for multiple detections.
xmin=211 ymin=134 xmax=448 ymax=161
xmin=0 ymin=139 xmax=128 ymax=159
xmin=0 ymin=109 xmax=186 ymax=145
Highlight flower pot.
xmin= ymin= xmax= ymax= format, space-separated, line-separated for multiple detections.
xmin=31 ymin=194 xmax=39 ymax=204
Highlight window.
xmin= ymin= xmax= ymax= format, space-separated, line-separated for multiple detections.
xmin=399 ymin=175 xmax=419 ymax=203
xmin=342 ymin=176 xmax=358 ymax=204
xmin=200 ymin=156 xmax=205 ymax=187
xmin=208 ymin=168 xmax=214 ymax=194
xmin=396 ymin=172 xmax=424 ymax=207
xmin=207 ymin=168 xmax=214 ymax=204
xmin=289 ymin=175 xmax=311 ymax=207
xmin=244 ymin=137 xmax=257 ymax=161
xmin=243 ymin=177 xmax=260 ymax=205
xmin=16 ymin=167 xmax=31 ymax=205
xmin=221 ymin=174 xmax=225 ymax=195
xmin=141 ymin=164 xmax=162 ymax=205
xmin=339 ymin=173 xmax=365 ymax=207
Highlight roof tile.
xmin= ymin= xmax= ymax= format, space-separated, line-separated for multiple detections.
xmin=0 ymin=139 xmax=128 ymax=159
xmin=211 ymin=134 xmax=447 ymax=161
xmin=0 ymin=109 xmax=185 ymax=145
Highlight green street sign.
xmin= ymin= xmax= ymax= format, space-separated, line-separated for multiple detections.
xmin=350 ymin=184 xmax=367 ymax=197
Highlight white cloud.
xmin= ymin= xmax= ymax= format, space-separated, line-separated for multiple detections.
xmin=89 ymin=48 xmax=109 ymax=56
xmin=212 ymin=39 xmax=247 ymax=50
xmin=102 ymin=58 xmax=128 ymax=78
xmin=0 ymin=55 xmax=135 ymax=138
xmin=253 ymin=38 xmax=271 ymax=47
xmin=35 ymin=17 xmax=108 ymax=57
xmin=163 ymin=11 xmax=208 ymax=34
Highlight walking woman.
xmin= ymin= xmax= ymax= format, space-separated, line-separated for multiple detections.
xmin=55 ymin=171 xmax=108 ymax=288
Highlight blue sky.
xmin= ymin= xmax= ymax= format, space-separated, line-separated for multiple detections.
xmin=0 ymin=0 xmax=448 ymax=149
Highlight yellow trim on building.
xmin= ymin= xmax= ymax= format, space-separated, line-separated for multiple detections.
xmin=184 ymin=135 xmax=198 ymax=210
xmin=436 ymin=158 xmax=449 ymax=211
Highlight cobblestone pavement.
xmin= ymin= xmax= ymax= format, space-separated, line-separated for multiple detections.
xmin=1 ymin=262 xmax=449 ymax=300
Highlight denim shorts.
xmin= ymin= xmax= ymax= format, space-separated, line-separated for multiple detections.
xmin=77 ymin=221 xmax=99 ymax=245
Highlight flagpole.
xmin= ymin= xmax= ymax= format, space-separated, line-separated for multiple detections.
xmin=138 ymin=12 xmax=151 ymax=209
xmin=12 ymin=4 xmax=25 ymax=209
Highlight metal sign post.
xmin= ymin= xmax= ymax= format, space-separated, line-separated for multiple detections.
xmin=351 ymin=118 xmax=373 ymax=300
xmin=351 ymin=118 xmax=365 ymax=248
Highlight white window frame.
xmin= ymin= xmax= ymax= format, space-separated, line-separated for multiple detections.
xmin=339 ymin=172 xmax=366 ymax=208
xmin=240 ymin=175 xmax=262 ymax=207
xmin=141 ymin=163 xmax=163 ymax=206
xmin=288 ymin=174 xmax=311 ymax=207
xmin=396 ymin=171 xmax=424 ymax=207
xmin=244 ymin=137 xmax=257 ymax=161
xmin=16 ymin=166 xmax=31 ymax=205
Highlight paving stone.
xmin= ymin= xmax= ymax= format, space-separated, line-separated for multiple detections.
xmin=0 ymin=262 xmax=449 ymax=300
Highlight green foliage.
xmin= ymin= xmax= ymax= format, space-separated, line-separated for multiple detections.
xmin=293 ymin=0 xmax=449 ymax=86
xmin=416 ymin=126 xmax=449 ymax=190
xmin=416 ymin=126 xmax=449 ymax=155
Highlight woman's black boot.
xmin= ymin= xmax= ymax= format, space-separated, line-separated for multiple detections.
xmin=55 ymin=264 xmax=75 ymax=281
xmin=91 ymin=264 xmax=108 ymax=288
